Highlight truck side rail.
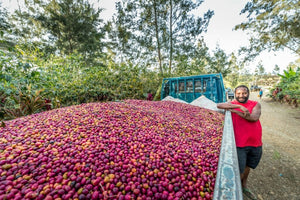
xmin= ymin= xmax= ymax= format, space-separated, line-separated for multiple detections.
xmin=213 ymin=111 xmax=243 ymax=200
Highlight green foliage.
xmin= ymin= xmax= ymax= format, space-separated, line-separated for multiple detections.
xmin=271 ymin=63 xmax=300 ymax=105
xmin=272 ymin=150 xmax=281 ymax=160
xmin=225 ymin=53 xmax=244 ymax=88
xmin=206 ymin=45 xmax=231 ymax=77
xmin=3 ymin=0 xmax=298 ymax=119
xmin=272 ymin=64 xmax=280 ymax=75
xmin=0 ymin=90 xmax=6 ymax=119
xmin=0 ymin=45 xmax=161 ymax=120
xmin=0 ymin=4 xmax=12 ymax=48
xmin=173 ymin=38 xmax=210 ymax=76
xmin=153 ymin=83 xmax=162 ymax=101
xmin=236 ymin=0 xmax=300 ymax=61
xmin=110 ymin=0 xmax=213 ymax=76
xmin=9 ymin=0 xmax=105 ymax=63
xmin=255 ymin=62 xmax=266 ymax=76
xmin=105 ymin=1 xmax=135 ymax=63
xmin=2 ymin=85 xmax=49 ymax=119
xmin=277 ymin=66 xmax=300 ymax=99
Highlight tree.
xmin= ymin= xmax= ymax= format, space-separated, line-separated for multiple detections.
xmin=206 ymin=45 xmax=231 ymax=77
xmin=226 ymin=53 xmax=244 ymax=88
xmin=276 ymin=65 xmax=300 ymax=101
xmin=10 ymin=0 xmax=105 ymax=61
xmin=166 ymin=0 xmax=213 ymax=75
xmin=257 ymin=61 xmax=266 ymax=76
xmin=177 ymin=37 xmax=210 ymax=76
xmin=7 ymin=1 xmax=55 ymax=55
xmin=272 ymin=64 xmax=280 ymax=75
xmin=0 ymin=3 xmax=14 ymax=50
xmin=235 ymin=0 xmax=300 ymax=61
xmin=0 ymin=4 xmax=8 ymax=37
xmin=106 ymin=1 xmax=137 ymax=63
xmin=110 ymin=0 xmax=213 ymax=76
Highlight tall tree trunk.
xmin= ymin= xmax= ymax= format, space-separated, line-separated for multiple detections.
xmin=153 ymin=0 xmax=163 ymax=76
xmin=168 ymin=0 xmax=173 ymax=75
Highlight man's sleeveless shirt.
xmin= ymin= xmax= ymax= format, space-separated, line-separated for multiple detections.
xmin=231 ymin=100 xmax=262 ymax=147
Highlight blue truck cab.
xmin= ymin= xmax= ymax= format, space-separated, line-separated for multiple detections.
xmin=160 ymin=73 xmax=227 ymax=103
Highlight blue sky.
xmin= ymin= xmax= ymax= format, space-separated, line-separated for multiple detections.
xmin=1 ymin=0 xmax=297 ymax=73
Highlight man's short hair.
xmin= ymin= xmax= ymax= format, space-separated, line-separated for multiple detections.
xmin=235 ymin=85 xmax=250 ymax=93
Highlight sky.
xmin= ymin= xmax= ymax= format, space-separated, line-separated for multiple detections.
xmin=1 ymin=0 xmax=298 ymax=73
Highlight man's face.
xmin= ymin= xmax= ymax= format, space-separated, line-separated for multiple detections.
xmin=235 ymin=87 xmax=249 ymax=103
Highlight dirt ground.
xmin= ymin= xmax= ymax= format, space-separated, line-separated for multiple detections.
xmin=243 ymin=91 xmax=300 ymax=200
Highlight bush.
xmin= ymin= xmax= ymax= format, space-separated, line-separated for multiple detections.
xmin=270 ymin=67 xmax=299 ymax=107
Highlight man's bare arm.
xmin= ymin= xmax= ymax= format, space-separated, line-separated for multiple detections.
xmin=217 ymin=102 xmax=250 ymax=113
xmin=240 ymin=102 xmax=261 ymax=122
xmin=217 ymin=102 xmax=250 ymax=118
xmin=218 ymin=102 xmax=261 ymax=122
xmin=217 ymin=102 xmax=241 ymax=110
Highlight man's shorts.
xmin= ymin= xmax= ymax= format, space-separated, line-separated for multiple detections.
xmin=237 ymin=146 xmax=262 ymax=174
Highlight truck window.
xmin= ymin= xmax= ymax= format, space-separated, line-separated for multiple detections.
xmin=179 ymin=81 xmax=185 ymax=93
xmin=195 ymin=80 xmax=201 ymax=93
xmin=171 ymin=82 xmax=177 ymax=93
xmin=203 ymin=80 xmax=207 ymax=92
xmin=186 ymin=80 xmax=193 ymax=92
xmin=164 ymin=82 xmax=169 ymax=96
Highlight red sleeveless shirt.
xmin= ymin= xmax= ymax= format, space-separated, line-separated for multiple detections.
xmin=231 ymin=100 xmax=262 ymax=147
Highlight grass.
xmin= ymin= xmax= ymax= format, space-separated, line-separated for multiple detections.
xmin=272 ymin=150 xmax=281 ymax=160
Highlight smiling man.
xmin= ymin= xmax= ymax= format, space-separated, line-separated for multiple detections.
xmin=217 ymin=85 xmax=262 ymax=200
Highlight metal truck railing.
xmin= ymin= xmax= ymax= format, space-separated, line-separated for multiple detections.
xmin=213 ymin=111 xmax=243 ymax=200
